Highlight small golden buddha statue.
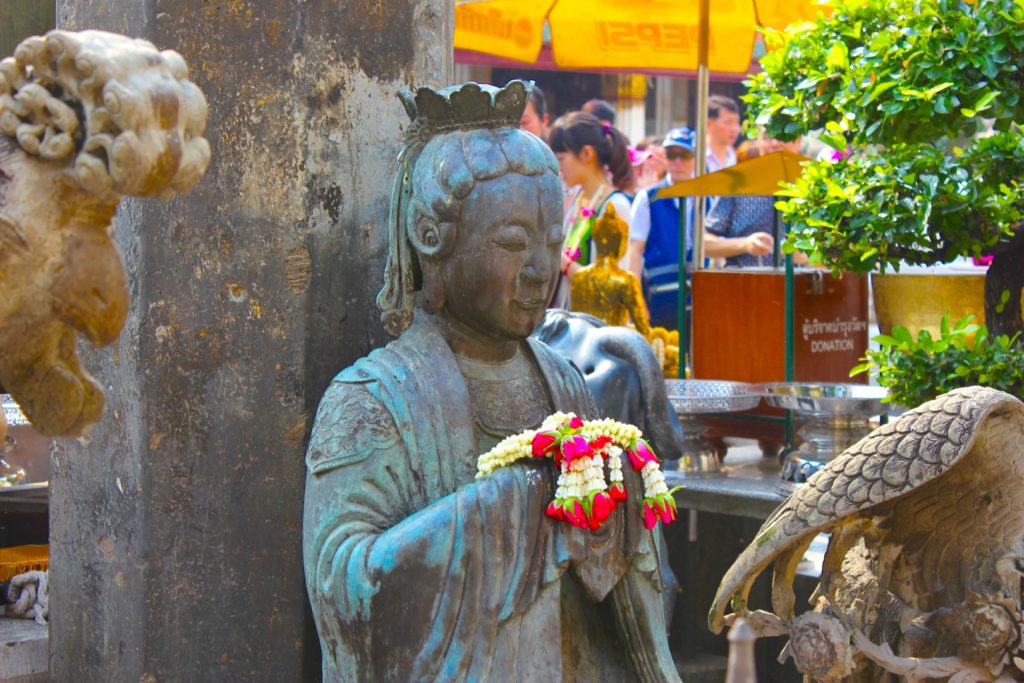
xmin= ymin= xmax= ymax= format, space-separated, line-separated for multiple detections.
xmin=570 ymin=204 xmax=652 ymax=338
xmin=571 ymin=205 xmax=683 ymax=378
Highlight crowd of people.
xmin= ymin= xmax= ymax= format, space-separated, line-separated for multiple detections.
xmin=521 ymin=86 xmax=794 ymax=329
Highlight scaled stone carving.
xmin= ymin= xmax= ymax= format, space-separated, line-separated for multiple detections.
xmin=709 ymin=386 xmax=1024 ymax=682
xmin=0 ymin=30 xmax=210 ymax=436
xmin=304 ymin=81 xmax=679 ymax=682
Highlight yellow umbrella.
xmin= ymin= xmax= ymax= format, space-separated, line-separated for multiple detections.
xmin=454 ymin=0 xmax=828 ymax=72
xmin=654 ymin=150 xmax=811 ymax=199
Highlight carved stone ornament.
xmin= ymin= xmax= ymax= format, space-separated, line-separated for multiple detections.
xmin=709 ymin=386 xmax=1024 ymax=682
xmin=0 ymin=30 xmax=210 ymax=436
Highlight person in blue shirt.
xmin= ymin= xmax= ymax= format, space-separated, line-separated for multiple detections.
xmin=626 ymin=127 xmax=696 ymax=329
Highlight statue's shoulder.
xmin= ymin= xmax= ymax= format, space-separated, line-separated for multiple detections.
xmin=529 ymin=336 xmax=580 ymax=375
xmin=527 ymin=336 xmax=597 ymax=418
xmin=305 ymin=358 xmax=402 ymax=477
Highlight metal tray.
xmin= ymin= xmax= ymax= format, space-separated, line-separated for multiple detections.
xmin=665 ymin=379 xmax=761 ymax=415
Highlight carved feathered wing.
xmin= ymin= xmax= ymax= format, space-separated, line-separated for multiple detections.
xmin=710 ymin=386 xmax=1024 ymax=633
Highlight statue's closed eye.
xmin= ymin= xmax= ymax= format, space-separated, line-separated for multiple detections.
xmin=492 ymin=225 xmax=529 ymax=252
xmin=493 ymin=238 xmax=527 ymax=252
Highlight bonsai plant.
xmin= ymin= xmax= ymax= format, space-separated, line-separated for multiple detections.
xmin=852 ymin=314 xmax=1024 ymax=405
xmin=746 ymin=0 xmax=1024 ymax=337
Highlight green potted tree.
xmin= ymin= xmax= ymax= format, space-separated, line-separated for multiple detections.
xmin=746 ymin=0 xmax=1024 ymax=338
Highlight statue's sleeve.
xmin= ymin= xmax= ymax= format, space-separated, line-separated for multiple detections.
xmin=303 ymin=380 xmax=573 ymax=682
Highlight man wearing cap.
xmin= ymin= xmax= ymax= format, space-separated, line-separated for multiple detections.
xmin=626 ymin=126 xmax=696 ymax=329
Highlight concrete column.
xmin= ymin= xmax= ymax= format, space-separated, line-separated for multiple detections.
xmin=654 ymin=76 xmax=673 ymax=138
xmin=611 ymin=74 xmax=647 ymax=143
xmin=50 ymin=1 xmax=451 ymax=681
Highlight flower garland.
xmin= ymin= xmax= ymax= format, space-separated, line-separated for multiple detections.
xmin=476 ymin=412 xmax=681 ymax=531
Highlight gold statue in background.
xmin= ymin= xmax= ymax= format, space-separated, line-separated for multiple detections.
xmin=571 ymin=204 xmax=651 ymax=338
xmin=571 ymin=205 xmax=680 ymax=377
xmin=649 ymin=328 xmax=681 ymax=379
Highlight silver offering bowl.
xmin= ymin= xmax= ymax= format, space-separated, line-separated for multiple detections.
xmin=664 ymin=379 xmax=761 ymax=476
xmin=760 ymin=383 xmax=888 ymax=491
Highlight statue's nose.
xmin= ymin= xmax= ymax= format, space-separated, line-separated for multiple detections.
xmin=523 ymin=241 xmax=558 ymax=285
xmin=519 ymin=259 xmax=547 ymax=287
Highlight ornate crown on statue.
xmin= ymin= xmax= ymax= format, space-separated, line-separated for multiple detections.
xmin=398 ymin=80 xmax=531 ymax=139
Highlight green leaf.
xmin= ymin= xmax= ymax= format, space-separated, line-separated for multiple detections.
xmin=827 ymin=42 xmax=849 ymax=71
xmin=871 ymin=333 xmax=901 ymax=348
xmin=996 ymin=288 xmax=1011 ymax=314
xmin=922 ymin=82 xmax=954 ymax=99
xmin=865 ymin=80 xmax=899 ymax=105
xmin=974 ymin=90 xmax=1000 ymax=112
xmin=850 ymin=361 xmax=872 ymax=376
xmin=893 ymin=326 xmax=914 ymax=345
xmin=795 ymin=76 xmax=820 ymax=91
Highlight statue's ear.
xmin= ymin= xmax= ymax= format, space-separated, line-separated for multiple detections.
xmin=408 ymin=209 xmax=456 ymax=260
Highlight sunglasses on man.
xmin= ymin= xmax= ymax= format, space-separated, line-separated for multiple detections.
xmin=665 ymin=148 xmax=694 ymax=161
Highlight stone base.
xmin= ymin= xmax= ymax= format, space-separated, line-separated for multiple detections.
xmin=0 ymin=616 xmax=49 ymax=682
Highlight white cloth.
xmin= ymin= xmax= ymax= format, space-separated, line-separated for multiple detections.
xmin=5 ymin=570 xmax=48 ymax=625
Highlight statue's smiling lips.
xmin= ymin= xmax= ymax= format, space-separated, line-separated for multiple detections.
xmin=514 ymin=297 xmax=546 ymax=309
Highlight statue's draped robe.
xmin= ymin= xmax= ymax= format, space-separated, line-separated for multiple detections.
xmin=304 ymin=312 xmax=679 ymax=682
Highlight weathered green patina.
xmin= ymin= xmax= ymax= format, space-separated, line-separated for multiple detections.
xmin=303 ymin=81 xmax=680 ymax=682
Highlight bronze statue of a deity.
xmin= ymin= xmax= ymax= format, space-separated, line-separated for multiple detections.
xmin=303 ymin=81 xmax=679 ymax=682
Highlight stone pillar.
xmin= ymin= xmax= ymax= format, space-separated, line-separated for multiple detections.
xmin=50 ymin=1 xmax=451 ymax=680
xmin=607 ymin=74 xmax=647 ymax=143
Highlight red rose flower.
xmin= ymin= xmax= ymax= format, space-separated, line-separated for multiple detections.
xmin=642 ymin=501 xmax=658 ymax=530
xmin=531 ymin=431 xmax=558 ymax=458
xmin=560 ymin=435 xmax=591 ymax=468
xmin=608 ymin=482 xmax=627 ymax=502
xmin=626 ymin=439 xmax=657 ymax=471
xmin=589 ymin=491 xmax=616 ymax=529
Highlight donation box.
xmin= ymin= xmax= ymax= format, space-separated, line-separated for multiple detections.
xmin=692 ymin=268 xmax=869 ymax=383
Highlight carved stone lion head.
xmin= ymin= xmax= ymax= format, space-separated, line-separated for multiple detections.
xmin=0 ymin=30 xmax=209 ymax=436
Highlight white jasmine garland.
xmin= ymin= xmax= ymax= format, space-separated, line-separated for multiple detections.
xmin=474 ymin=413 xmax=680 ymax=531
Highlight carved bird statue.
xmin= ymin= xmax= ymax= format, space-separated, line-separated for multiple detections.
xmin=709 ymin=386 xmax=1024 ymax=682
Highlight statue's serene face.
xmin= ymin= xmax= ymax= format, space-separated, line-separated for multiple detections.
xmin=441 ymin=172 xmax=562 ymax=341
